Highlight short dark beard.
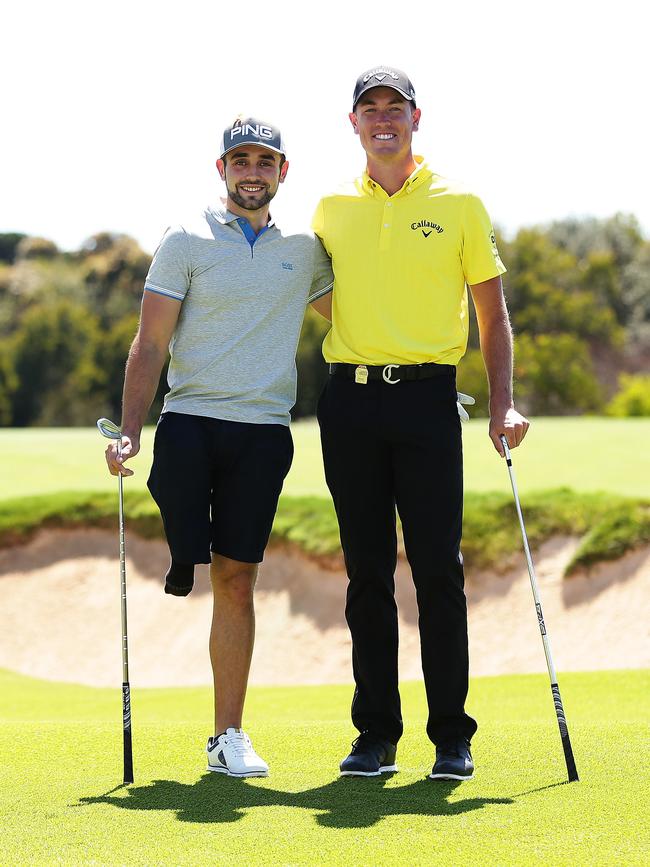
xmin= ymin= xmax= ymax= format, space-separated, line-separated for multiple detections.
xmin=228 ymin=184 xmax=274 ymax=211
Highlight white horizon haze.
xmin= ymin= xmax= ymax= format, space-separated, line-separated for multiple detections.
xmin=2 ymin=0 xmax=648 ymax=254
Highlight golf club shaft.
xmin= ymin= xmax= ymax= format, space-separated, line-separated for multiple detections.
xmin=500 ymin=436 xmax=578 ymax=783
xmin=117 ymin=438 xmax=134 ymax=784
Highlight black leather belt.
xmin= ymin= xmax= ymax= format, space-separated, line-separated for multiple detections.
xmin=329 ymin=362 xmax=454 ymax=384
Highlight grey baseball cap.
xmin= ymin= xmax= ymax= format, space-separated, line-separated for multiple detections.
xmin=219 ymin=117 xmax=286 ymax=159
xmin=352 ymin=67 xmax=416 ymax=110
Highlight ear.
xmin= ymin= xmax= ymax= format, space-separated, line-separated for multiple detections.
xmin=216 ymin=158 xmax=226 ymax=181
xmin=279 ymin=160 xmax=289 ymax=183
xmin=349 ymin=112 xmax=360 ymax=135
xmin=411 ymin=107 xmax=421 ymax=132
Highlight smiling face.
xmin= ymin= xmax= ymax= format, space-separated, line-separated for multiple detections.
xmin=217 ymin=145 xmax=288 ymax=212
xmin=349 ymin=87 xmax=421 ymax=162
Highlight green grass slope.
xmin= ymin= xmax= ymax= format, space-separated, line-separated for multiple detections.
xmin=2 ymin=416 xmax=649 ymax=499
xmin=1 ymin=488 xmax=648 ymax=574
xmin=1 ymin=669 xmax=648 ymax=866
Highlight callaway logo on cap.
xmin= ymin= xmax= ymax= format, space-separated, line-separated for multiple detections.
xmin=220 ymin=117 xmax=286 ymax=159
xmin=352 ymin=67 xmax=416 ymax=110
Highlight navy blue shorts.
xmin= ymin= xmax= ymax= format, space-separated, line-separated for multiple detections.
xmin=147 ymin=412 xmax=293 ymax=565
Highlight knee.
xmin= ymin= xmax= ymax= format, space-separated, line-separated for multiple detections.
xmin=413 ymin=554 xmax=466 ymax=606
xmin=210 ymin=556 xmax=257 ymax=609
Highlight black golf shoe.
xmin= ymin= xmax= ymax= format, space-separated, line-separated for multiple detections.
xmin=429 ymin=738 xmax=474 ymax=780
xmin=339 ymin=732 xmax=398 ymax=777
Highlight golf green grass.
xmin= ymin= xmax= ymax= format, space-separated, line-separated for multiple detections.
xmin=2 ymin=416 xmax=649 ymax=499
xmin=2 ymin=668 xmax=648 ymax=865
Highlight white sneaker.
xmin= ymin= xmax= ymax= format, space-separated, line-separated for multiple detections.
xmin=206 ymin=728 xmax=269 ymax=778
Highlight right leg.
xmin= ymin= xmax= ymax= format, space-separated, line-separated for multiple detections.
xmin=146 ymin=413 xmax=214 ymax=592
xmin=318 ymin=377 xmax=402 ymax=745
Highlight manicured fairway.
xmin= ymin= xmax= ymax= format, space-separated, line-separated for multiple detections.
xmin=1 ymin=416 xmax=649 ymax=499
xmin=1 ymin=668 xmax=648 ymax=865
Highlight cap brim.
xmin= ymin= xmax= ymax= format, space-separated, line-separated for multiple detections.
xmin=353 ymin=84 xmax=415 ymax=110
xmin=220 ymin=142 xmax=286 ymax=159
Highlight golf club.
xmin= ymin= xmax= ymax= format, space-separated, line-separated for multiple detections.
xmin=96 ymin=417 xmax=134 ymax=785
xmin=499 ymin=434 xmax=579 ymax=783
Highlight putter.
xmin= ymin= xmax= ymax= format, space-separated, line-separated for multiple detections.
xmin=97 ymin=417 xmax=134 ymax=785
xmin=499 ymin=435 xmax=579 ymax=783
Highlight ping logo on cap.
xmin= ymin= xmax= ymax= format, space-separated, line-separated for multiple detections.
xmin=220 ymin=116 xmax=285 ymax=158
xmin=230 ymin=122 xmax=274 ymax=142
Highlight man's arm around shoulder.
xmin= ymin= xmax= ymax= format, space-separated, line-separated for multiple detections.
xmin=310 ymin=293 xmax=332 ymax=321
xmin=105 ymin=291 xmax=181 ymax=476
xmin=469 ymin=275 xmax=530 ymax=456
xmin=307 ymin=231 xmax=333 ymax=321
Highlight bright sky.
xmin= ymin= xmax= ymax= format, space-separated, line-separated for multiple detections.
xmin=2 ymin=0 xmax=648 ymax=253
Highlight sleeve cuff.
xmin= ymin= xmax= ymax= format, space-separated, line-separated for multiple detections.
xmin=307 ymin=281 xmax=334 ymax=304
xmin=144 ymin=281 xmax=185 ymax=301
xmin=466 ymin=263 xmax=507 ymax=286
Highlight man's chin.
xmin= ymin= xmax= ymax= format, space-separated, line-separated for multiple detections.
xmin=367 ymin=141 xmax=400 ymax=156
xmin=230 ymin=191 xmax=274 ymax=210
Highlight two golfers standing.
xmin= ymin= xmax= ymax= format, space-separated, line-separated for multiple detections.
xmin=106 ymin=66 xmax=528 ymax=782
xmin=314 ymin=67 xmax=528 ymax=780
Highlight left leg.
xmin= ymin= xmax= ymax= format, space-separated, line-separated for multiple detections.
xmin=206 ymin=560 xmax=266 ymax=777
xmin=389 ymin=375 xmax=478 ymax=746
xmin=209 ymin=555 xmax=258 ymax=734
xmin=205 ymin=420 xmax=293 ymax=777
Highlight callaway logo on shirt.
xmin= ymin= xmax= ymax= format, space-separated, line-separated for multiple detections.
xmin=411 ymin=220 xmax=444 ymax=238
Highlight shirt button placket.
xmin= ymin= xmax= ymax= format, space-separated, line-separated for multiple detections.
xmin=380 ymin=200 xmax=393 ymax=251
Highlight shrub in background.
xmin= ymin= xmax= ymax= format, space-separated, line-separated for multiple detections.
xmin=514 ymin=333 xmax=603 ymax=415
xmin=606 ymin=374 xmax=650 ymax=417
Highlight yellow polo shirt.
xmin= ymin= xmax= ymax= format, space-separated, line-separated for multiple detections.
xmin=312 ymin=157 xmax=506 ymax=365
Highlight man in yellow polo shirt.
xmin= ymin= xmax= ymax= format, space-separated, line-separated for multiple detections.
xmin=313 ymin=66 xmax=529 ymax=781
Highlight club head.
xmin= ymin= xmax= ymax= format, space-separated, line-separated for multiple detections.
xmin=96 ymin=417 xmax=122 ymax=440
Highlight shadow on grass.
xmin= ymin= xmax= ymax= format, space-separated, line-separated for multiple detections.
xmin=514 ymin=781 xmax=574 ymax=796
xmin=78 ymin=774 xmax=513 ymax=828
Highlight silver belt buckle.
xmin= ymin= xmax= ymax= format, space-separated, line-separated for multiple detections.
xmin=382 ymin=364 xmax=401 ymax=384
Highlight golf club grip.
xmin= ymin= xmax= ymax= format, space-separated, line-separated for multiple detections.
xmin=551 ymin=683 xmax=579 ymax=782
xmin=123 ymin=682 xmax=134 ymax=783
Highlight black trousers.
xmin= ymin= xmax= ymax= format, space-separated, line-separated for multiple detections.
xmin=318 ymin=370 xmax=478 ymax=747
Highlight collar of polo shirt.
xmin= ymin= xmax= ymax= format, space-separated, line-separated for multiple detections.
xmin=208 ymin=203 xmax=276 ymax=229
xmin=360 ymin=156 xmax=431 ymax=198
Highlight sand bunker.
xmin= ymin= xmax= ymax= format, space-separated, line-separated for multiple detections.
xmin=0 ymin=529 xmax=648 ymax=687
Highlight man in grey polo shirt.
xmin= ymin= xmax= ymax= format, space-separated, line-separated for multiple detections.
xmin=104 ymin=117 xmax=332 ymax=778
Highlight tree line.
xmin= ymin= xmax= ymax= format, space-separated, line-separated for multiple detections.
xmin=0 ymin=214 xmax=649 ymax=427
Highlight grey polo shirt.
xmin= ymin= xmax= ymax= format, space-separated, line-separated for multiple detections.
xmin=144 ymin=204 xmax=333 ymax=425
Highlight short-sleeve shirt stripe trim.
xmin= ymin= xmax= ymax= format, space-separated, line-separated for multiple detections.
xmin=144 ymin=281 xmax=185 ymax=301
xmin=307 ymin=280 xmax=334 ymax=303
